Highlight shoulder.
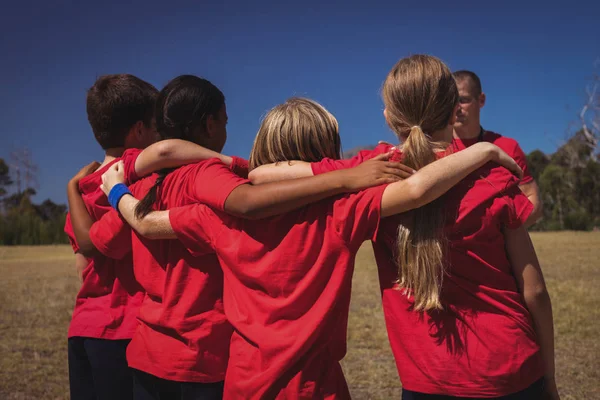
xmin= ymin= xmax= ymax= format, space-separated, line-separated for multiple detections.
xmin=485 ymin=130 xmax=520 ymax=150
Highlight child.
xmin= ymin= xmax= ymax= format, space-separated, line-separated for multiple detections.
xmin=64 ymin=74 xmax=158 ymax=400
xmin=98 ymin=96 xmax=521 ymax=399
xmin=250 ymin=55 xmax=558 ymax=399
xmin=67 ymin=77 xmax=413 ymax=400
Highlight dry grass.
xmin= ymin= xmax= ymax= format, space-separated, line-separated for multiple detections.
xmin=0 ymin=233 xmax=598 ymax=399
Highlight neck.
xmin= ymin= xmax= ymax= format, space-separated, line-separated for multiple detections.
xmin=101 ymin=147 xmax=126 ymax=167
xmin=453 ymin=124 xmax=480 ymax=140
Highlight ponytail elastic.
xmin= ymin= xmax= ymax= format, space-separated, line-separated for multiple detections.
xmin=108 ymin=183 xmax=132 ymax=212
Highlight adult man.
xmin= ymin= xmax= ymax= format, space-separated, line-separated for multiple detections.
xmin=452 ymin=70 xmax=542 ymax=227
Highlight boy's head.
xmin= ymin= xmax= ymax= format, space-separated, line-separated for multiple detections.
xmin=86 ymin=74 xmax=159 ymax=150
xmin=155 ymin=75 xmax=227 ymax=152
xmin=452 ymin=70 xmax=486 ymax=135
xmin=249 ymin=97 xmax=341 ymax=170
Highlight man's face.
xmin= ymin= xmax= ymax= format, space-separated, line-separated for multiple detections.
xmin=455 ymin=79 xmax=484 ymax=132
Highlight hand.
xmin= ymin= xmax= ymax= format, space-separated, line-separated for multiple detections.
xmin=542 ymin=378 xmax=560 ymax=400
xmin=100 ymin=161 xmax=125 ymax=196
xmin=477 ymin=142 xmax=524 ymax=179
xmin=70 ymin=161 xmax=101 ymax=186
xmin=340 ymin=152 xmax=416 ymax=191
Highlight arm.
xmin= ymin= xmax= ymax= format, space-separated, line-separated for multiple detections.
xmin=74 ymin=253 xmax=87 ymax=281
xmin=505 ymin=225 xmax=558 ymax=400
xmin=248 ymin=146 xmax=414 ymax=185
xmin=519 ymin=180 xmax=543 ymax=228
xmin=134 ymin=139 xmax=233 ymax=178
xmin=66 ymin=162 xmax=101 ymax=258
xmin=380 ymin=142 xmax=523 ymax=217
xmin=248 ymin=161 xmax=313 ymax=184
xmin=226 ymin=154 xmax=413 ymax=219
xmin=114 ymin=195 xmax=175 ymax=240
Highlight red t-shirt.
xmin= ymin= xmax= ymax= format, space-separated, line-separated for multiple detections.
xmin=89 ymin=157 xmax=249 ymax=383
xmin=169 ymin=185 xmax=387 ymax=399
xmin=451 ymin=130 xmax=534 ymax=184
xmin=311 ymin=147 xmax=543 ymax=397
xmin=64 ymin=151 xmax=145 ymax=340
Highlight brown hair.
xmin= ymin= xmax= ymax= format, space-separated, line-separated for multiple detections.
xmin=86 ymin=74 xmax=158 ymax=149
xmin=453 ymin=70 xmax=482 ymax=96
xmin=382 ymin=54 xmax=459 ymax=311
xmin=249 ymin=97 xmax=341 ymax=169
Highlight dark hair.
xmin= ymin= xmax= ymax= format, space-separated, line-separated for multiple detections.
xmin=86 ymin=74 xmax=158 ymax=149
xmin=453 ymin=70 xmax=482 ymax=96
xmin=135 ymin=75 xmax=225 ymax=219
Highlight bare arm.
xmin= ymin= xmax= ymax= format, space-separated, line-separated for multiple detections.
xmin=67 ymin=162 xmax=101 ymax=258
xmin=519 ymin=180 xmax=543 ymax=228
xmin=225 ymin=154 xmax=411 ymax=219
xmin=505 ymin=225 xmax=558 ymax=399
xmin=113 ymin=195 xmax=175 ymax=240
xmin=380 ymin=142 xmax=523 ymax=217
xmin=248 ymin=161 xmax=314 ymax=184
xmin=134 ymin=139 xmax=233 ymax=178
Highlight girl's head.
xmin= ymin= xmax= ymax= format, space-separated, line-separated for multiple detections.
xmin=135 ymin=75 xmax=227 ymax=219
xmin=382 ymin=54 xmax=459 ymax=166
xmin=382 ymin=55 xmax=458 ymax=311
xmin=249 ymin=97 xmax=341 ymax=169
xmin=156 ymin=75 xmax=228 ymax=152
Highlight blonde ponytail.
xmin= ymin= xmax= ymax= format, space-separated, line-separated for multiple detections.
xmin=382 ymin=55 xmax=458 ymax=311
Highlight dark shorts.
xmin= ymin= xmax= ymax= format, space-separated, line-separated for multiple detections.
xmin=132 ymin=368 xmax=224 ymax=400
xmin=68 ymin=337 xmax=133 ymax=400
xmin=402 ymin=378 xmax=545 ymax=400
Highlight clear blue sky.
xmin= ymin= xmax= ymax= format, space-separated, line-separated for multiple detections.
xmin=1 ymin=0 xmax=598 ymax=205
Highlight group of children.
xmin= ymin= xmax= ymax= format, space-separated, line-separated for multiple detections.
xmin=64 ymin=55 xmax=558 ymax=400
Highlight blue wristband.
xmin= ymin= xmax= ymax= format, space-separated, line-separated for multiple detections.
xmin=108 ymin=183 xmax=132 ymax=211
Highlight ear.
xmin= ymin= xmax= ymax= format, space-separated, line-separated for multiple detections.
xmin=205 ymin=114 xmax=217 ymax=138
xmin=479 ymin=92 xmax=486 ymax=108
xmin=449 ymin=103 xmax=460 ymax=125
xmin=134 ymin=120 xmax=145 ymax=140
xmin=383 ymin=108 xmax=389 ymax=123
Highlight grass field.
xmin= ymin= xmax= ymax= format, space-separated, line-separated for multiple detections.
xmin=0 ymin=232 xmax=598 ymax=399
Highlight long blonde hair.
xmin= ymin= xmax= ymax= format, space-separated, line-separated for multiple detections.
xmin=249 ymin=97 xmax=341 ymax=169
xmin=382 ymin=55 xmax=459 ymax=311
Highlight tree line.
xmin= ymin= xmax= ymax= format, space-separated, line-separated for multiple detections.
xmin=0 ymin=153 xmax=68 ymax=245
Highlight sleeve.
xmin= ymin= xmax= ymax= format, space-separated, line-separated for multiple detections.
xmin=64 ymin=213 xmax=80 ymax=253
xmin=188 ymin=158 xmax=250 ymax=212
xmin=121 ymin=148 xmax=143 ymax=184
xmin=89 ymin=209 xmax=132 ymax=260
xmin=311 ymin=144 xmax=392 ymax=175
xmin=510 ymin=142 xmax=534 ymax=184
xmin=169 ymin=204 xmax=222 ymax=257
xmin=333 ymin=184 xmax=387 ymax=249
xmin=230 ymin=156 xmax=249 ymax=179
xmin=502 ymin=185 xmax=534 ymax=229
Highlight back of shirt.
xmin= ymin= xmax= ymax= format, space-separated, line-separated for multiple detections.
xmin=64 ymin=156 xmax=144 ymax=340
xmin=311 ymin=147 xmax=542 ymax=396
xmin=375 ymin=164 xmax=542 ymax=397
xmin=170 ymin=185 xmax=386 ymax=399
xmin=90 ymin=158 xmax=249 ymax=383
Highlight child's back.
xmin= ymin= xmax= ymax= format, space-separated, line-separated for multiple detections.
xmin=170 ymin=184 xmax=387 ymax=399
xmin=375 ymin=164 xmax=543 ymax=397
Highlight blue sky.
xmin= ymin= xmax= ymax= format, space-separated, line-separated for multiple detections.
xmin=0 ymin=0 xmax=598 ymax=204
